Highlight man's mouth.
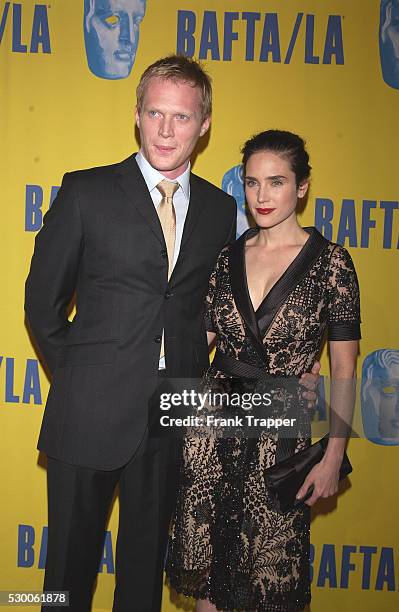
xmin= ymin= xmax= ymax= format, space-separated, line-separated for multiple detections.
xmin=256 ymin=207 xmax=275 ymax=215
xmin=154 ymin=145 xmax=175 ymax=154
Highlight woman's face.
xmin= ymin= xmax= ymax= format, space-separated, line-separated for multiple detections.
xmin=244 ymin=151 xmax=308 ymax=229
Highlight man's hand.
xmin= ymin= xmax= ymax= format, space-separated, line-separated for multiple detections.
xmin=299 ymin=361 xmax=321 ymax=409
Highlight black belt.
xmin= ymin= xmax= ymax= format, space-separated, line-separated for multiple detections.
xmin=212 ymin=350 xmax=266 ymax=379
xmin=212 ymin=350 xmax=299 ymax=461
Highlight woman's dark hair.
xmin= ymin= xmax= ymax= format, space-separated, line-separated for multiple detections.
xmin=241 ymin=130 xmax=311 ymax=186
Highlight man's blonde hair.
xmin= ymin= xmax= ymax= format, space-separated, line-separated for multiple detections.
xmin=136 ymin=55 xmax=212 ymax=120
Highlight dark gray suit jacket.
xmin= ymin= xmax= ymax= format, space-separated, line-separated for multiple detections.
xmin=25 ymin=154 xmax=236 ymax=469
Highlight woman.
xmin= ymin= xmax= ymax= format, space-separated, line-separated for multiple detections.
xmin=166 ymin=130 xmax=360 ymax=611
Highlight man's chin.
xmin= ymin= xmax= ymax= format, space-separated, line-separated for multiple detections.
xmin=148 ymin=154 xmax=180 ymax=173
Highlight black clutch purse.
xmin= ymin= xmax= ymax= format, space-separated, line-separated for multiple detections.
xmin=264 ymin=434 xmax=352 ymax=513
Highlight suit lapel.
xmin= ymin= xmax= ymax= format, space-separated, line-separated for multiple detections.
xmin=179 ymin=173 xmax=205 ymax=250
xmin=114 ymin=154 xmax=165 ymax=247
xmin=167 ymin=173 xmax=205 ymax=283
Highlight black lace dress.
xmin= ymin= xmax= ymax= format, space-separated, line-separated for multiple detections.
xmin=165 ymin=227 xmax=361 ymax=611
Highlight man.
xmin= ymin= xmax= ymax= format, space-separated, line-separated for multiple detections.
xmin=84 ymin=0 xmax=146 ymax=79
xmin=25 ymin=55 xmax=319 ymax=611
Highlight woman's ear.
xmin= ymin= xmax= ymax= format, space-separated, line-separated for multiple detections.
xmin=297 ymin=180 xmax=309 ymax=199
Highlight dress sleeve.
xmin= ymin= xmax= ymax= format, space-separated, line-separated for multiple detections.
xmin=327 ymin=245 xmax=361 ymax=341
xmin=204 ymin=247 xmax=228 ymax=333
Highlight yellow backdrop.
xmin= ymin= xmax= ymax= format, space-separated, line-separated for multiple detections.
xmin=1 ymin=1 xmax=398 ymax=610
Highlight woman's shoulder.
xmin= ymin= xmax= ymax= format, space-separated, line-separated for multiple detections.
xmin=327 ymin=242 xmax=357 ymax=272
xmin=307 ymin=227 xmax=356 ymax=269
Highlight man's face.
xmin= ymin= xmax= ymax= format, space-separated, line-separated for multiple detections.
xmin=136 ymin=77 xmax=210 ymax=180
xmin=380 ymin=0 xmax=399 ymax=88
xmin=84 ymin=0 xmax=146 ymax=80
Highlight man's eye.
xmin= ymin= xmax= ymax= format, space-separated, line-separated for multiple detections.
xmin=148 ymin=110 xmax=160 ymax=117
xmin=177 ymin=114 xmax=189 ymax=121
xmin=104 ymin=14 xmax=119 ymax=26
xmin=271 ymin=180 xmax=283 ymax=187
xmin=245 ymin=180 xmax=257 ymax=188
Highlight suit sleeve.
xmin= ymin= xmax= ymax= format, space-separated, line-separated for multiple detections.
xmin=25 ymin=173 xmax=84 ymax=375
xmin=225 ymin=196 xmax=237 ymax=245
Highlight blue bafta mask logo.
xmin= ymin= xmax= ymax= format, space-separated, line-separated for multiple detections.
xmin=361 ymin=349 xmax=399 ymax=445
xmin=380 ymin=0 xmax=399 ymax=88
xmin=84 ymin=0 xmax=146 ymax=79
xmin=221 ymin=164 xmax=255 ymax=238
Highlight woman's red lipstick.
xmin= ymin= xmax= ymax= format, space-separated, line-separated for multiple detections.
xmin=256 ymin=207 xmax=275 ymax=215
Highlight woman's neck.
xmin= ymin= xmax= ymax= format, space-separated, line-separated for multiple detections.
xmin=254 ymin=217 xmax=308 ymax=248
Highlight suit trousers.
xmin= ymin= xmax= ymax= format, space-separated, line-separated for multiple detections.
xmin=41 ymin=427 xmax=178 ymax=612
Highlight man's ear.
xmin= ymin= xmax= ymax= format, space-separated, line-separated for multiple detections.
xmin=199 ymin=115 xmax=211 ymax=137
xmin=135 ymin=107 xmax=140 ymax=128
xmin=297 ymin=180 xmax=309 ymax=199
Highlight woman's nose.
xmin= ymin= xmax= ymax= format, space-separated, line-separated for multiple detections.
xmin=258 ymin=185 xmax=270 ymax=203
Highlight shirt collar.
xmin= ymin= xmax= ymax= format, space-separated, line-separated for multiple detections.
xmin=136 ymin=150 xmax=191 ymax=199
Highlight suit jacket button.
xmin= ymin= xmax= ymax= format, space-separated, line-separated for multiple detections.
xmin=165 ymin=291 xmax=173 ymax=299
xmin=160 ymin=249 xmax=167 ymax=258
xmin=154 ymin=335 xmax=162 ymax=343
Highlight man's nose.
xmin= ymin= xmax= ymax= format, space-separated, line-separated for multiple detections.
xmin=159 ymin=117 xmax=174 ymax=138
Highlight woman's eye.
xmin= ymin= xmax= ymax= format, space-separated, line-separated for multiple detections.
xmin=104 ymin=14 xmax=120 ymax=27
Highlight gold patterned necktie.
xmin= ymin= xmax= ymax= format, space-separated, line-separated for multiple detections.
xmin=156 ymin=179 xmax=178 ymax=361
xmin=156 ymin=179 xmax=179 ymax=279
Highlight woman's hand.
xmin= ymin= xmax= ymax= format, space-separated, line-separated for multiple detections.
xmin=295 ymin=454 xmax=342 ymax=507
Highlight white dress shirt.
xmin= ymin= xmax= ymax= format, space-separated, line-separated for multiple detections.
xmin=135 ymin=150 xmax=191 ymax=368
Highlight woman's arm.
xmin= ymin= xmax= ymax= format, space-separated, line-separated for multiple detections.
xmin=296 ymin=341 xmax=358 ymax=507
xmin=324 ymin=339 xmax=358 ymax=458
xmin=296 ymin=244 xmax=361 ymax=506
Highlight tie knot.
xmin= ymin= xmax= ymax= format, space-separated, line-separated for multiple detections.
xmin=157 ymin=179 xmax=179 ymax=200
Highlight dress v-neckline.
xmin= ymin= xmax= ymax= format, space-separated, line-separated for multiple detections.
xmin=243 ymin=227 xmax=313 ymax=316
xmin=228 ymin=226 xmax=328 ymax=361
